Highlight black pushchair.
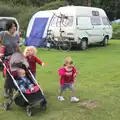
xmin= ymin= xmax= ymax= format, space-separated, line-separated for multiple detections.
xmin=0 ymin=52 xmax=47 ymax=116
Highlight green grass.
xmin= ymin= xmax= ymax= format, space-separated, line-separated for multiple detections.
xmin=0 ymin=40 xmax=120 ymax=120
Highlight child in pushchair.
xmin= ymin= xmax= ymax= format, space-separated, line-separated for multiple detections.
xmin=0 ymin=51 xmax=47 ymax=116
xmin=17 ymin=68 xmax=35 ymax=93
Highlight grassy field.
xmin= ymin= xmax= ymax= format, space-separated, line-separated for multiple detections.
xmin=0 ymin=40 xmax=120 ymax=120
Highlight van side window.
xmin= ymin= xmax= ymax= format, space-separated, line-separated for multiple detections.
xmin=92 ymin=11 xmax=99 ymax=16
xmin=91 ymin=17 xmax=101 ymax=25
xmin=77 ymin=17 xmax=92 ymax=28
xmin=102 ymin=17 xmax=110 ymax=25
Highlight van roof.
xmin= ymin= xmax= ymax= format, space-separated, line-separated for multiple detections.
xmin=58 ymin=6 xmax=107 ymax=17
xmin=0 ymin=17 xmax=17 ymax=20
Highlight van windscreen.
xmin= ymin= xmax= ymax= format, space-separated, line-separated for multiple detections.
xmin=50 ymin=16 xmax=73 ymax=27
xmin=0 ymin=20 xmax=7 ymax=31
xmin=0 ymin=19 xmax=16 ymax=32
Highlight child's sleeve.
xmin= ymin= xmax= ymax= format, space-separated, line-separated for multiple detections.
xmin=0 ymin=31 xmax=4 ymax=43
xmin=73 ymin=67 xmax=78 ymax=74
xmin=34 ymin=56 xmax=44 ymax=66
xmin=58 ymin=68 xmax=66 ymax=76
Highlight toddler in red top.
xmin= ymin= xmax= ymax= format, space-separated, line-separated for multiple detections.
xmin=23 ymin=46 xmax=44 ymax=77
xmin=58 ymin=57 xmax=79 ymax=102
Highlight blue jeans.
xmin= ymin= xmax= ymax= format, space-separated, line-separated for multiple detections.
xmin=60 ymin=83 xmax=74 ymax=92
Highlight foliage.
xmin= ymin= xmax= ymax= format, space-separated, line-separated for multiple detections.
xmin=98 ymin=0 xmax=120 ymax=20
xmin=39 ymin=0 xmax=67 ymax=10
xmin=0 ymin=0 xmax=61 ymax=6
xmin=0 ymin=3 xmax=21 ymax=17
xmin=112 ymin=24 xmax=120 ymax=39
xmin=0 ymin=0 xmax=120 ymax=38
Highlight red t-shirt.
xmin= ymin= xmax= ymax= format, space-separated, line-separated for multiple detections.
xmin=26 ymin=56 xmax=43 ymax=73
xmin=58 ymin=66 xmax=77 ymax=86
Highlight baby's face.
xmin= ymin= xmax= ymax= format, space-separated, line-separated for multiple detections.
xmin=18 ymin=69 xmax=25 ymax=77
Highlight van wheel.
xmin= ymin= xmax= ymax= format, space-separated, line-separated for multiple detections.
xmin=102 ymin=36 xmax=108 ymax=46
xmin=80 ymin=39 xmax=88 ymax=50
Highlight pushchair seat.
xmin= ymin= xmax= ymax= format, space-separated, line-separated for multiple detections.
xmin=25 ymin=85 xmax=40 ymax=94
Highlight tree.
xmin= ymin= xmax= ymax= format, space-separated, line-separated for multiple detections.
xmin=65 ymin=0 xmax=75 ymax=5
xmin=98 ymin=0 xmax=120 ymax=20
xmin=88 ymin=0 xmax=92 ymax=6
xmin=0 ymin=0 xmax=120 ymax=20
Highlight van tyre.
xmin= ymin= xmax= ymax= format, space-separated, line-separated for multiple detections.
xmin=102 ymin=36 xmax=108 ymax=46
xmin=80 ymin=39 xmax=88 ymax=50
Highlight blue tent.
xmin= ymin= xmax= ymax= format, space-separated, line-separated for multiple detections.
xmin=25 ymin=10 xmax=56 ymax=47
xmin=112 ymin=19 xmax=120 ymax=24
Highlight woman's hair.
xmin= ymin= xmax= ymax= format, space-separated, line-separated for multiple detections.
xmin=23 ymin=46 xmax=37 ymax=56
xmin=64 ymin=57 xmax=73 ymax=66
xmin=6 ymin=20 xmax=17 ymax=31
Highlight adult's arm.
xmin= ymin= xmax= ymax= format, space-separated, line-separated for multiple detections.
xmin=0 ymin=32 xmax=5 ymax=55
xmin=0 ymin=31 xmax=4 ymax=44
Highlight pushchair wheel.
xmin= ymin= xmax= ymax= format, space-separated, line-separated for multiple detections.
xmin=26 ymin=106 xmax=32 ymax=116
xmin=3 ymin=102 xmax=10 ymax=111
xmin=41 ymin=104 xmax=46 ymax=110
xmin=27 ymin=110 xmax=32 ymax=116
xmin=40 ymin=101 xmax=47 ymax=110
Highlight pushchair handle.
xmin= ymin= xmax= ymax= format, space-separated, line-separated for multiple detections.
xmin=0 ymin=58 xmax=2 ymax=62
xmin=0 ymin=56 xmax=4 ymax=62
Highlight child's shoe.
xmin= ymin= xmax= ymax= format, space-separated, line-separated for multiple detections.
xmin=58 ymin=96 xmax=65 ymax=101
xmin=71 ymin=97 xmax=79 ymax=102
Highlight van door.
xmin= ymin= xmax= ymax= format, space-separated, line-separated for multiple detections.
xmin=90 ymin=17 xmax=103 ymax=42
xmin=76 ymin=16 xmax=93 ymax=43
xmin=102 ymin=17 xmax=112 ymax=39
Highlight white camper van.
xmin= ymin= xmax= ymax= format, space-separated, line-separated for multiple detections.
xmin=49 ymin=6 xmax=112 ymax=50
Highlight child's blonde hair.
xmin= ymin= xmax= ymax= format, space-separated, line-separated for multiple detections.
xmin=64 ymin=57 xmax=73 ymax=66
xmin=23 ymin=46 xmax=37 ymax=56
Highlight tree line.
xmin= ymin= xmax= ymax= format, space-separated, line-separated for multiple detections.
xmin=0 ymin=0 xmax=120 ymax=20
